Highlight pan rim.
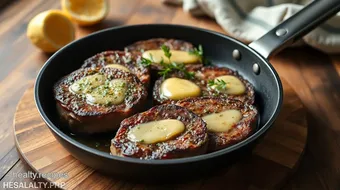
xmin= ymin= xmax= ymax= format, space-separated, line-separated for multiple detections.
xmin=34 ymin=24 xmax=283 ymax=165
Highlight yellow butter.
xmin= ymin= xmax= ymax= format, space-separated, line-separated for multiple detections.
xmin=142 ymin=50 xmax=199 ymax=64
xmin=69 ymin=73 xmax=106 ymax=94
xmin=161 ymin=78 xmax=201 ymax=100
xmin=127 ymin=119 xmax=185 ymax=144
xmin=213 ymin=75 xmax=246 ymax=95
xmin=203 ymin=109 xmax=242 ymax=133
xmin=85 ymin=79 xmax=127 ymax=105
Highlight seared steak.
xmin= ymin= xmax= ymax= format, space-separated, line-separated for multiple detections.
xmin=81 ymin=51 xmax=150 ymax=86
xmin=153 ymin=66 xmax=255 ymax=104
xmin=125 ymin=38 xmax=194 ymax=52
xmin=111 ymin=104 xmax=208 ymax=159
xmin=125 ymin=38 xmax=202 ymax=77
xmin=54 ymin=67 xmax=148 ymax=134
xmin=176 ymin=97 xmax=258 ymax=151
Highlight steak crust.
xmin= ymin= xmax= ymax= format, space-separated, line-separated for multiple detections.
xmin=111 ymin=104 xmax=208 ymax=159
xmin=125 ymin=38 xmax=203 ymax=76
xmin=153 ymin=66 xmax=255 ymax=104
xmin=176 ymin=97 xmax=258 ymax=151
xmin=81 ymin=51 xmax=150 ymax=86
xmin=124 ymin=38 xmax=194 ymax=52
xmin=54 ymin=67 xmax=148 ymax=134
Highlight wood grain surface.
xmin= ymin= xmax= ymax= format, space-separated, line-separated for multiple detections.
xmin=13 ymin=79 xmax=307 ymax=190
xmin=0 ymin=0 xmax=340 ymax=189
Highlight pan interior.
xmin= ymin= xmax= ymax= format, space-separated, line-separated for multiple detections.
xmin=35 ymin=24 xmax=282 ymax=163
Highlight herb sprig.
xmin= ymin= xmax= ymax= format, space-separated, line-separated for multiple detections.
xmin=208 ymin=79 xmax=227 ymax=91
xmin=141 ymin=53 xmax=154 ymax=67
xmin=189 ymin=44 xmax=211 ymax=65
xmin=158 ymin=45 xmax=195 ymax=79
xmin=141 ymin=57 xmax=152 ymax=67
xmin=158 ymin=61 xmax=195 ymax=79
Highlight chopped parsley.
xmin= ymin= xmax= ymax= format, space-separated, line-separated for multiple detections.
xmin=141 ymin=57 xmax=152 ymax=67
xmin=189 ymin=44 xmax=211 ymax=65
xmin=208 ymin=79 xmax=227 ymax=91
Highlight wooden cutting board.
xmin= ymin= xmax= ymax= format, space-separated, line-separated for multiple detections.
xmin=14 ymin=79 xmax=307 ymax=190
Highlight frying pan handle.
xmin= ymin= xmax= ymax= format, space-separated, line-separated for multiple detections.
xmin=248 ymin=0 xmax=340 ymax=59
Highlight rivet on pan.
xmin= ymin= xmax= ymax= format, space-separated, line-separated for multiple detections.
xmin=275 ymin=28 xmax=288 ymax=37
xmin=253 ymin=63 xmax=260 ymax=75
xmin=232 ymin=49 xmax=241 ymax=60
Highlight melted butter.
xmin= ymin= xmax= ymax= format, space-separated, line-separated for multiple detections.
xmin=203 ymin=110 xmax=242 ymax=133
xmin=161 ymin=78 xmax=201 ymax=100
xmin=69 ymin=74 xmax=105 ymax=94
xmin=142 ymin=50 xmax=200 ymax=64
xmin=214 ymin=75 xmax=246 ymax=95
xmin=85 ymin=79 xmax=127 ymax=106
xmin=105 ymin=64 xmax=130 ymax=72
xmin=127 ymin=119 xmax=185 ymax=144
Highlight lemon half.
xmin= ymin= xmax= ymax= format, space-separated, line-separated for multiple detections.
xmin=27 ymin=10 xmax=75 ymax=53
xmin=61 ymin=0 xmax=109 ymax=26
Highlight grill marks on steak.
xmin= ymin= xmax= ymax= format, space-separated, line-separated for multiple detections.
xmin=153 ymin=66 xmax=255 ymax=104
xmin=176 ymin=97 xmax=258 ymax=151
xmin=81 ymin=51 xmax=150 ymax=86
xmin=111 ymin=104 xmax=208 ymax=159
xmin=54 ymin=67 xmax=148 ymax=134
xmin=124 ymin=38 xmax=194 ymax=52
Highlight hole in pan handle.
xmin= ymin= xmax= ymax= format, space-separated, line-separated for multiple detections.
xmin=249 ymin=0 xmax=340 ymax=59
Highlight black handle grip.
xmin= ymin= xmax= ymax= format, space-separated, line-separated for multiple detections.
xmin=249 ymin=0 xmax=340 ymax=59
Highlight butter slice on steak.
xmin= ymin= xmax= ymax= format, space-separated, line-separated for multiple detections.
xmin=125 ymin=38 xmax=203 ymax=75
xmin=176 ymin=97 xmax=258 ymax=151
xmin=54 ymin=67 xmax=148 ymax=134
xmin=81 ymin=51 xmax=150 ymax=86
xmin=111 ymin=104 xmax=208 ymax=159
xmin=153 ymin=66 xmax=255 ymax=105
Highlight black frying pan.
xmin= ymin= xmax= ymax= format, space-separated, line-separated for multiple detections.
xmin=34 ymin=0 xmax=340 ymax=179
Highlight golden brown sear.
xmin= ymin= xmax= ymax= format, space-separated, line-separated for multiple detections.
xmin=125 ymin=38 xmax=203 ymax=76
xmin=54 ymin=67 xmax=148 ymax=134
xmin=81 ymin=51 xmax=150 ymax=87
xmin=153 ymin=66 xmax=255 ymax=105
xmin=125 ymin=38 xmax=194 ymax=52
xmin=176 ymin=97 xmax=258 ymax=151
xmin=111 ymin=104 xmax=208 ymax=159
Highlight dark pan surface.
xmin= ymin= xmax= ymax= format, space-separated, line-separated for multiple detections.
xmin=35 ymin=24 xmax=282 ymax=177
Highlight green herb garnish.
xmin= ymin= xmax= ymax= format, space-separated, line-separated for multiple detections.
xmin=158 ymin=45 xmax=195 ymax=79
xmin=141 ymin=57 xmax=152 ymax=67
xmin=189 ymin=44 xmax=211 ymax=65
xmin=161 ymin=44 xmax=172 ymax=60
xmin=208 ymin=79 xmax=227 ymax=91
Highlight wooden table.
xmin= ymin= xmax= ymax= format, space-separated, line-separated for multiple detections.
xmin=0 ymin=0 xmax=339 ymax=189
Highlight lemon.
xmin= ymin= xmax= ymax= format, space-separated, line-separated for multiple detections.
xmin=61 ymin=0 xmax=109 ymax=26
xmin=27 ymin=10 xmax=75 ymax=53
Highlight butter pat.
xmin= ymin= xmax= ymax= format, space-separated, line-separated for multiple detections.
xmin=142 ymin=50 xmax=200 ymax=64
xmin=105 ymin=64 xmax=130 ymax=72
xmin=161 ymin=78 xmax=201 ymax=100
xmin=69 ymin=74 xmax=105 ymax=94
xmin=203 ymin=110 xmax=242 ymax=133
xmin=214 ymin=75 xmax=246 ymax=95
xmin=86 ymin=79 xmax=127 ymax=106
xmin=127 ymin=119 xmax=185 ymax=144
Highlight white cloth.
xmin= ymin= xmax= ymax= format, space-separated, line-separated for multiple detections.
xmin=162 ymin=0 xmax=340 ymax=54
